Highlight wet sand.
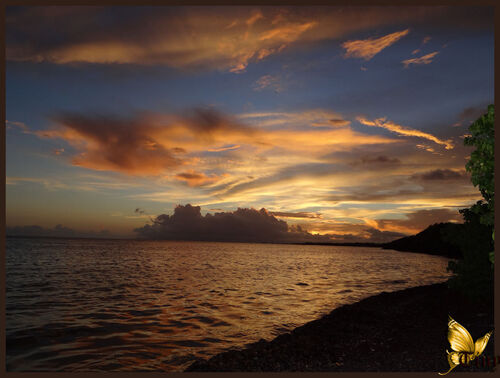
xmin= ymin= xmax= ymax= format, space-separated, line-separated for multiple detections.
xmin=186 ymin=283 xmax=494 ymax=372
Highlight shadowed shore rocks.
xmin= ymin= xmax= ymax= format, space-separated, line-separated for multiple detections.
xmin=186 ymin=283 xmax=493 ymax=372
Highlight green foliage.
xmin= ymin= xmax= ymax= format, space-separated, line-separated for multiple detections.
xmin=463 ymin=104 xmax=495 ymax=227
xmin=445 ymin=105 xmax=494 ymax=303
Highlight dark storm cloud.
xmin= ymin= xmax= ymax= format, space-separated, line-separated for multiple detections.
xmin=134 ymin=204 xmax=410 ymax=244
xmin=411 ymin=169 xmax=467 ymax=181
xmin=135 ymin=204 xmax=297 ymax=243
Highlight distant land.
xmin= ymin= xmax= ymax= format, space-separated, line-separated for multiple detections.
xmin=299 ymin=222 xmax=466 ymax=259
xmin=7 ymin=222 xmax=472 ymax=259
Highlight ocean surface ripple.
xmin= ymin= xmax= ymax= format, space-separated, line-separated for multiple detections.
xmin=6 ymin=237 xmax=452 ymax=371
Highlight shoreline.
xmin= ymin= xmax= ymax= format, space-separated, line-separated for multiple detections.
xmin=186 ymin=282 xmax=494 ymax=372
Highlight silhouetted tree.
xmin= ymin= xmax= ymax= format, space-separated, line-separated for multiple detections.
xmin=445 ymin=105 xmax=494 ymax=303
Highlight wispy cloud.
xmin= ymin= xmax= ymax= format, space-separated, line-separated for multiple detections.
xmin=207 ymin=144 xmax=241 ymax=152
xmin=411 ymin=169 xmax=467 ymax=181
xmin=270 ymin=211 xmax=322 ymax=219
xmin=246 ymin=10 xmax=263 ymax=26
xmin=6 ymin=120 xmax=33 ymax=134
xmin=253 ymin=74 xmax=283 ymax=92
xmin=357 ymin=116 xmax=454 ymax=149
xmin=174 ymin=170 xmax=227 ymax=187
xmin=6 ymin=7 xmax=317 ymax=73
xmin=416 ymin=144 xmax=436 ymax=153
xmin=402 ymin=51 xmax=439 ymax=68
xmin=6 ymin=176 xmax=69 ymax=191
xmin=7 ymin=7 xmax=462 ymax=72
xmin=240 ymin=109 xmax=351 ymax=129
xmin=356 ymin=155 xmax=401 ymax=165
xmin=342 ymin=29 xmax=410 ymax=60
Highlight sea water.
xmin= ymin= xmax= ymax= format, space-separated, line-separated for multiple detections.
xmin=6 ymin=237 xmax=452 ymax=371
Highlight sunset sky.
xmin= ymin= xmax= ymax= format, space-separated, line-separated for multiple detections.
xmin=5 ymin=6 xmax=494 ymax=242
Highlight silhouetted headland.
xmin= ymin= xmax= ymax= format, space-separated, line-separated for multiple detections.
xmin=298 ymin=222 xmax=475 ymax=259
xmin=381 ymin=222 xmax=464 ymax=258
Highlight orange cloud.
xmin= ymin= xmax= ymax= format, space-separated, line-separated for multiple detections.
xmin=246 ymin=10 xmax=264 ymax=26
xmin=357 ymin=116 xmax=454 ymax=150
xmin=174 ymin=170 xmax=227 ymax=187
xmin=35 ymin=108 xmax=260 ymax=175
xmin=7 ymin=8 xmax=316 ymax=73
xmin=37 ymin=114 xmax=182 ymax=175
xmin=34 ymin=108 xmax=398 ymax=179
xmin=342 ymin=29 xmax=410 ymax=60
xmin=402 ymin=51 xmax=439 ymax=68
xmin=416 ymin=144 xmax=435 ymax=153
xmin=7 ymin=7 xmax=453 ymax=72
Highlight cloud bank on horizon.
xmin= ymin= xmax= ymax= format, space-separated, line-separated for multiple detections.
xmin=133 ymin=204 xmax=406 ymax=244
xmin=5 ymin=5 xmax=493 ymax=242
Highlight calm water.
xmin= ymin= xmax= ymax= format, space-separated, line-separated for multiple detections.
xmin=6 ymin=237 xmax=452 ymax=371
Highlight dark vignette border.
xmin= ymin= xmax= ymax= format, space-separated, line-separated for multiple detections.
xmin=1 ymin=0 xmax=498 ymax=377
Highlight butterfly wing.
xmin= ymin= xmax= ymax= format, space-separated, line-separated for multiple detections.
xmin=438 ymin=351 xmax=462 ymax=375
xmin=473 ymin=331 xmax=493 ymax=358
xmin=447 ymin=316 xmax=475 ymax=353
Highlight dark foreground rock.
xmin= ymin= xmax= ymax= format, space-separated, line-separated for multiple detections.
xmin=186 ymin=283 xmax=494 ymax=372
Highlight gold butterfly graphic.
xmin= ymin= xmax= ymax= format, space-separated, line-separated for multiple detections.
xmin=438 ymin=315 xmax=493 ymax=375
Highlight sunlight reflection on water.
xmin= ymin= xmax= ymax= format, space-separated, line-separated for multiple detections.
xmin=6 ymin=237 xmax=452 ymax=371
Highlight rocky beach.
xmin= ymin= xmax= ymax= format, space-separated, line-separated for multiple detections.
xmin=187 ymin=282 xmax=494 ymax=372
